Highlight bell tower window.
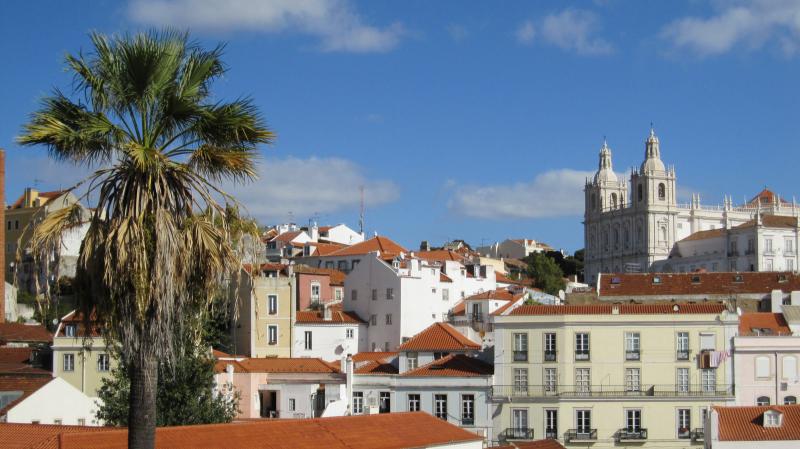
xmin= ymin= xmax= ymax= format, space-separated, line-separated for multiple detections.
xmin=658 ymin=183 xmax=666 ymax=200
xmin=611 ymin=193 xmax=618 ymax=209
xmin=638 ymin=184 xmax=643 ymax=202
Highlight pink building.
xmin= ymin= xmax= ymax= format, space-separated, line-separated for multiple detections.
xmin=293 ymin=265 xmax=345 ymax=311
xmin=734 ymin=312 xmax=800 ymax=406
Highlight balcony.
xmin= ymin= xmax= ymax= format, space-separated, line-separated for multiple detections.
xmin=676 ymin=349 xmax=691 ymax=361
xmin=491 ymin=384 xmax=734 ymax=400
xmin=616 ymin=428 xmax=648 ymax=442
xmin=545 ymin=429 xmax=558 ymax=439
xmin=461 ymin=417 xmax=474 ymax=426
xmin=499 ymin=428 xmax=534 ymax=441
xmin=625 ymin=350 xmax=641 ymax=361
xmin=677 ymin=427 xmax=691 ymax=440
xmin=565 ymin=429 xmax=598 ymax=443
xmin=544 ymin=350 xmax=557 ymax=362
xmin=691 ymin=428 xmax=705 ymax=442
xmin=470 ymin=314 xmax=483 ymax=322
xmin=575 ymin=350 xmax=590 ymax=361
xmin=513 ymin=351 xmax=528 ymax=362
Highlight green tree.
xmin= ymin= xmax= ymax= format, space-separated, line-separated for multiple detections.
xmin=19 ymin=30 xmax=272 ymax=448
xmin=524 ymin=252 xmax=566 ymax=295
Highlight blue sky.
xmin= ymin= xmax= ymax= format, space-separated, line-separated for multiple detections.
xmin=2 ymin=0 xmax=800 ymax=252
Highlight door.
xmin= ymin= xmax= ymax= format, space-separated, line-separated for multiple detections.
xmin=576 ymin=410 xmax=591 ymax=434
xmin=512 ymin=409 xmax=529 ymax=438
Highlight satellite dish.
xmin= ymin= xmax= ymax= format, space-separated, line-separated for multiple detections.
xmin=52 ymin=318 xmax=59 ymax=326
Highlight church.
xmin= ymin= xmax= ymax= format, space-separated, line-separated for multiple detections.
xmin=583 ymin=128 xmax=800 ymax=284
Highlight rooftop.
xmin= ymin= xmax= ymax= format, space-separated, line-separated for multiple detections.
xmin=401 ymin=354 xmax=492 ymax=377
xmin=738 ymin=313 xmax=792 ymax=336
xmin=0 ymin=376 xmax=52 ymax=416
xmin=216 ymin=357 xmax=341 ymax=375
xmin=295 ymin=305 xmax=366 ymax=325
xmin=508 ymin=303 xmax=727 ymax=316
xmin=325 ymin=236 xmax=407 ymax=258
xmin=714 ymin=404 xmax=800 ymax=441
xmin=397 ymin=322 xmax=480 ymax=352
xmin=464 ymin=288 xmax=521 ymax=302
xmin=598 ymin=272 xmax=800 ymax=297
xmin=0 ymin=323 xmax=52 ymax=344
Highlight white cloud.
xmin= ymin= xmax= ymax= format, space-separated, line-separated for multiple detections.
xmin=539 ymin=9 xmax=614 ymax=55
xmin=516 ymin=20 xmax=536 ymax=44
xmin=128 ymin=0 xmax=405 ymax=53
xmin=447 ymin=24 xmax=469 ymax=42
xmin=224 ymin=156 xmax=399 ymax=222
xmin=662 ymin=0 xmax=800 ymax=56
xmin=447 ymin=169 xmax=595 ymax=219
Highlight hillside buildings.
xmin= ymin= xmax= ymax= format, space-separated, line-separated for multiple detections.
xmin=51 ymin=311 xmax=112 ymax=397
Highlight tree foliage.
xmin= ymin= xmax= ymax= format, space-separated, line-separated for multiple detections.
xmin=524 ymin=252 xmax=566 ymax=295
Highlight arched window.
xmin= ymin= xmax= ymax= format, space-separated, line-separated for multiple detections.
xmin=757 ymin=396 xmax=771 ymax=406
xmin=623 ymin=224 xmax=630 ymax=249
xmin=783 ymin=356 xmax=797 ymax=379
xmin=658 ymin=183 xmax=666 ymax=200
xmin=756 ymin=356 xmax=770 ymax=378
xmin=591 ymin=193 xmax=597 ymax=211
xmin=636 ymin=223 xmax=643 ymax=246
xmin=603 ymin=231 xmax=609 ymax=250
xmin=614 ymin=227 xmax=620 ymax=248
xmin=660 ymin=225 xmax=668 ymax=244
xmin=784 ymin=396 xmax=797 ymax=405
xmin=638 ymin=184 xmax=643 ymax=202
xmin=611 ymin=193 xmax=618 ymax=209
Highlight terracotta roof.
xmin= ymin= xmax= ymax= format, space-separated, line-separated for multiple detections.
xmin=465 ymin=288 xmax=520 ymax=302
xmin=55 ymin=311 xmax=100 ymax=338
xmin=242 ymin=263 xmax=290 ymax=276
xmin=0 ymin=348 xmax=33 ymax=364
xmin=489 ymin=440 xmax=566 ymax=449
xmin=0 ymin=423 xmax=110 ymax=449
xmin=714 ymin=404 xmax=800 ymax=441
xmin=416 ymin=250 xmax=468 ymax=263
xmin=598 ymin=272 xmax=800 ymax=297
xmin=0 ymin=376 xmax=52 ymax=416
xmin=401 ymin=354 xmax=492 ymax=377
xmin=0 ymin=323 xmax=52 ymax=344
xmin=354 ymin=359 xmax=399 ymax=375
xmin=746 ymin=188 xmax=791 ymax=207
xmin=306 ymin=242 xmax=346 ymax=256
xmin=233 ymin=358 xmax=341 ymax=374
xmin=735 ymin=215 xmax=798 ymax=230
xmin=292 ymin=265 xmax=346 ymax=285
xmin=440 ymin=272 xmax=453 ymax=283
xmin=397 ymin=322 xmax=480 ymax=352
xmin=9 ymin=190 xmax=67 ymax=210
xmin=508 ymin=303 xmax=727 ymax=316
xmin=0 ymin=411 xmax=483 ymax=449
xmin=351 ymin=352 xmax=398 ymax=363
xmin=270 ymin=230 xmax=304 ymax=244
xmin=0 ymin=348 xmax=49 ymax=376
xmin=739 ymin=313 xmax=792 ymax=336
xmin=490 ymin=296 xmax=528 ymax=316
xmin=326 ymin=236 xmax=407 ymax=258
xmin=450 ymin=300 xmax=466 ymax=316
xmin=679 ymin=228 xmax=726 ymax=242
xmin=296 ymin=305 xmax=366 ymax=324
xmin=318 ymin=226 xmax=333 ymax=233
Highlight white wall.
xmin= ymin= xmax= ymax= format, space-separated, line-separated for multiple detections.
xmin=5 ymin=377 xmax=101 ymax=426
xmin=292 ymin=323 xmax=367 ymax=359
xmin=323 ymin=224 xmax=365 ymax=245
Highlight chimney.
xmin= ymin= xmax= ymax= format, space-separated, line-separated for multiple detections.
xmin=226 ymin=363 xmax=234 ymax=384
xmin=345 ymin=355 xmax=354 ymax=412
xmin=792 ymin=291 xmax=800 ymax=306
xmin=0 ymin=149 xmax=4 ymax=322
xmin=323 ymin=305 xmax=332 ymax=321
xmin=771 ymin=290 xmax=783 ymax=313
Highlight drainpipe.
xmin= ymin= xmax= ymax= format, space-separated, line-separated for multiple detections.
xmin=775 ymin=352 xmax=780 ymax=404
xmin=346 ymin=355 xmax=353 ymax=414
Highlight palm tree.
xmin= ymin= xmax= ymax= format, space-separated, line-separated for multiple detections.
xmin=18 ymin=30 xmax=273 ymax=448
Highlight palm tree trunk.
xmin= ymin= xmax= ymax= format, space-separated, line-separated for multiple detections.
xmin=128 ymin=352 xmax=158 ymax=449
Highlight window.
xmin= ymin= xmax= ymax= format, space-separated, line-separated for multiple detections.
xmin=625 ymin=332 xmax=640 ymax=360
xmin=766 ymin=239 xmax=774 ymax=252
xmin=638 ymin=184 xmax=643 ymax=202
xmin=676 ymin=332 xmax=689 ymax=360
xmin=77 ymin=419 xmax=85 ymax=426
xmin=544 ymin=368 xmax=557 ymax=393
xmin=386 ymin=288 xmax=393 ymax=300
xmin=544 ymin=333 xmax=556 ymax=361
xmin=406 ymin=352 xmax=418 ymax=371
xmin=379 ymin=392 xmax=391 ymax=413
xmin=461 ymin=395 xmax=475 ymax=426
xmin=575 ymin=333 xmax=590 ymax=360
xmin=14 ymin=220 xmax=18 ymax=230
xmin=658 ymin=183 xmax=666 ymax=200
xmin=351 ymin=260 xmax=359 ymax=271
xmin=677 ymin=368 xmax=689 ymax=393
xmin=65 ymin=324 xmax=76 ymax=338
xmin=756 ymin=356 xmax=770 ymax=378
xmin=787 ymin=239 xmax=795 ymax=254
xmin=408 ymin=394 xmax=420 ymax=412
xmin=576 ymin=409 xmax=592 ymax=434
xmin=371 ymin=289 xmax=377 ymax=301
xmin=268 ymin=295 xmax=278 ymax=315
xmin=576 ymin=368 xmax=590 ymax=394
xmin=783 ymin=356 xmax=797 ymax=378
xmin=545 ymin=409 xmax=558 ymax=439
xmin=434 ymin=351 xmax=449 ymax=360
xmin=757 ymin=396 xmax=771 ymax=406
xmin=385 ymin=314 xmax=392 ymax=325
xmin=325 ymin=261 xmax=334 ymax=269
xmin=701 ymin=369 xmax=716 ymax=393
xmin=434 ymin=394 xmax=448 ymax=420
xmin=335 ymin=288 xmax=343 ymax=301
xmin=513 ymin=368 xmax=528 ymax=394
xmin=513 ymin=333 xmax=528 ymax=361
xmin=788 ymin=259 xmax=795 ymax=272
xmin=53 ymin=419 xmax=62 ymax=425
xmin=766 ymin=259 xmax=774 ymax=271
xmin=699 ymin=333 xmax=715 ymax=351
xmin=512 ymin=409 xmax=529 ymax=435
xmin=288 ymin=398 xmax=296 ymax=411
xmin=337 ymin=260 xmax=348 ymax=272
xmin=304 ymin=331 xmax=312 ymax=350
xmin=345 ymin=328 xmax=354 ymax=339
xmin=97 ymin=354 xmax=110 ymax=372
xmin=352 ymin=392 xmax=364 ymax=414
xmin=442 ymin=289 xmax=449 ymax=301
xmin=784 ymin=396 xmax=797 ymax=405
xmin=370 ymin=315 xmax=377 ymax=326
xmin=677 ymin=409 xmax=691 ymax=439
xmin=371 ymin=342 xmax=376 ymax=351
xmin=625 ymin=368 xmax=641 ymax=392
xmin=63 ymin=354 xmax=75 ymax=372
xmin=626 ymin=409 xmax=642 ymax=432
xmin=384 ymin=342 xmax=390 ymax=352
xmin=268 ymin=325 xmax=278 ymax=345
xmin=351 ymin=289 xmax=358 ymax=301
xmin=310 ymin=283 xmax=320 ymax=302
xmin=766 ymin=412 xmax=780 ymax=426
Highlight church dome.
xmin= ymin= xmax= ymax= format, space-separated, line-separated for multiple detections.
xmin=640 ymin=157 xmax=666 ymax=172
xmin=640 ymin=127 xmax=666 ymax=172
xmin=594 ymin=140 xmax=618 ymax=183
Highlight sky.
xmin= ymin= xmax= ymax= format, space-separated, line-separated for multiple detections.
xmin=2 ymin=0 xmax=800 ymax=253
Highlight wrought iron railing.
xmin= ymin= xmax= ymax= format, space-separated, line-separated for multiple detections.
xmin=491 ymin=384 xmax=734 ymax=399
xmin=575 ymin=350 xmax=590 ymax=361
xmin=565 ymin=429 xmax=598 ymax=442
xmin=616 ymin=428 xmax=648 ymax=441
xmin=499 ymin=428 xmax=534 ymax=441
xmin=625 ymin=350 xmax=641 ymax=361
xmin=677 ymin=349 xmax=691 ymax=361
xmin=691 ymin=428 xmax=705 ymax=441
xmin=544 ymin=350 xmax=557 ymax=362
xmin=513 ymin=351 xmax=528 ymax=362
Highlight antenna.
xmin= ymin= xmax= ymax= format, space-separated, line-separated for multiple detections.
xmin=33 ymin=178 xmax=42 ymax=189
xmin=359 ymin=185 xmax=365 ymax=235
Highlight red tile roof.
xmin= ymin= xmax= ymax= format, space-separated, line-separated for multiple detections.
xmin=508 ymin=303 xmax=727 ymax=316
xmin=715 ymin=405 xmax=800 ymax=441
xmin=450 ymin=300 xmax=466 ymax=316
xmin=397 ymin=322 xmax=480 ymax=352
xmin=465 ymin=288 xmax=520 ymax=302
xmin=292 ymin=265 xmax=347 ymax=285
xmin=0 ymin=412 xmax=483 ymax=449
xmin=0 ymin=348 xmax=49 ymax=376
xmin=679 ymin=228 xmax=726 ymax=242
xmin=416 ymin=250 xmax=468 ymax=263
xmin=351 ymin=352 xmax=398 ymax=363
xmin=746 ymin=189 xmax=791 ymax=207
xmin=0 ymin=323 xmax=52 ymax=344
xmin=326 ymin=236 xmax=407 ymax=258
xmin=308 ymin=241 xmax=347 ymax=256
xmin=354 ymin=359 xmax=399 ymax=375
xmin=735 ymin=215 xmax=798 ymax=230
xmin=739 ymin=313 xmax=792 ymax=336
xmin=0 ymin=348 xmax=33 ymax=364
xmin=598 ymin=272 xmax=800 ymax=297
xmin=232 ymin=358 xmax=341 ymax=374
xmin=9 ymin=190 xmax=67 ymax=210
xmin=440 ymin=272 xmax=453 ymax=283
xmin=489 ymin=440 xmax=566 ymax=449
xmin=0 ymin=377 xmax=52 ymax=416
xmin=0 ymin=423 xmax=110 ymax=449
xmin=270 ymin=230 xmax=304 ymax=244
xmin=401 ymin=354 xmax=492 ymax=377
xmin=295 ymin=305 xmax=366 ymax=324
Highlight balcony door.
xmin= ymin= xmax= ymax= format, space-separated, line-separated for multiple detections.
xmin=576 ymin=410 xmax=591 ymax=434
xmin=512 ymin=409 xmax=529 ymax=437
xmin=626 ymin=409 xmax=641 ymax=433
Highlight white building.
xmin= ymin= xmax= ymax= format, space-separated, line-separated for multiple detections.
xmin=292 ymin=304 xmax=368 ymax=360
xmin=319 ymin=224 xmax=364 ymax=246
xmin=343 ymin=250 xmax=496 ymax=351
xmin=706 ymin=404 xmax=800 ymax=448
xmin=477 ymin=239 xmax=552 ymax=260
xmin=0 ymin=376 xmax=101 ymax=426
xmin=584 ymin=128 xmax=800 ymax=284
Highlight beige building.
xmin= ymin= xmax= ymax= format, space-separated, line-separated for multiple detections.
xmin=232 ymin=264 xmax=296 ymax=358
xmin=492 ymin=303 xmax=738 ymax=447
xmin=51 ymin=311 xmax=113 ymax=397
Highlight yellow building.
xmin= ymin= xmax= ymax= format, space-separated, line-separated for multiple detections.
xmin=232 ymin=264 xmax=295 ymax=358
xmin=492 ymin=303 xmax=738 ymax=448
xmin=51 ymin=311 xmax=114 ymax=397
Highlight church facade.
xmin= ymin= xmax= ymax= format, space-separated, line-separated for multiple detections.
xmin=583 ymin=129 xmax=800 ymax=284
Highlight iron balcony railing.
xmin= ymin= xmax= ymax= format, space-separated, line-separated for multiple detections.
xmin=492 ymin=384 xmax=734 ymax=400
xmin=691 ymin=428 xmax=705 ymax=442
xmin=544 ymin=429 xmax=558 ymax=439
xmin=499 ymin=428 xmax=534 ymax=441
xmin=544 ymin=350 xmax=557 ymax=362
xmin=625 ymin=350 xmax=641 ymax=361
xmin=677 ymin=349 xmax=691 ymax=361
xmin=677 ymin=427 xmax=691 ymax=439
xmin=575 ymin=350 xmax=590 ymax=361
xmin=565 ymin=429 xmax=598 ymax=443
xmin=616 ymin=428 xmax=648 ymax=441
xmin=513 ymin=351 xmax=528 ymax=362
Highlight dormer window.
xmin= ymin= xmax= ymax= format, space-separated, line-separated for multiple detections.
xmin=763 ymin=410 xmax=783 ymax=428
xmin=611 ymin=277 xmax=621 ymax=285
xmin=733 ymin=274 xmax=743 ymax=283
xmin=653 ymin=276 xmax=661 ymax=284
xmin=778 ymin=274 xmax=788 ymax=283
xmin=691 ymin=275 xmax=701 ymax=284
xmin=65 ymin=324 xmax=77 ymax=337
